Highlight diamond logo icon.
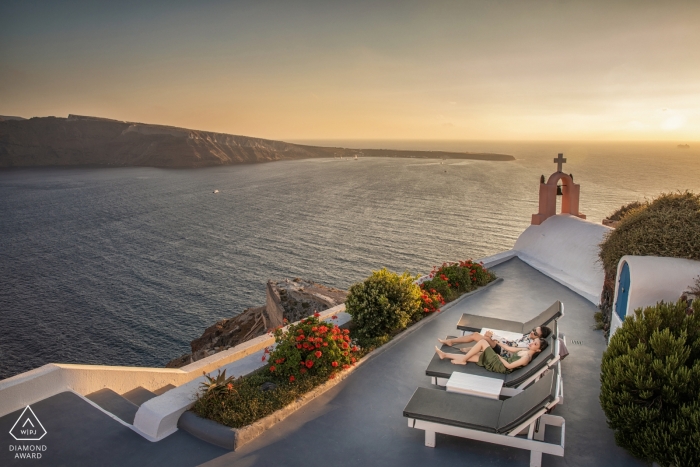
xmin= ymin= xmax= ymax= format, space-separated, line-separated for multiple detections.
xmin=9 ymin=406 xmax=47 ymax=441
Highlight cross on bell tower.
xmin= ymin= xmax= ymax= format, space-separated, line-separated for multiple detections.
xmin=554 ymin=153 xmax=566 ymax=172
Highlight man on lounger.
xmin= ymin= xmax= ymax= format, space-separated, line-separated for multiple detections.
xmin=435 ymin=338 xmax=548 ymax=373
xmin=438 ymin=325 xmax=551 ymax=358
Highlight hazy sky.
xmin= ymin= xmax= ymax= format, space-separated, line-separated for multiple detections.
xmin=1 ymin=1 xmax=699 ymax=141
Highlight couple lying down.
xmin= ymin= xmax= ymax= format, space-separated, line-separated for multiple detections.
xmin=435 ymin=326 xmax=551 ymax=374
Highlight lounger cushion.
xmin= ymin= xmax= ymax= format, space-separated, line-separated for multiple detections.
xmin=456 ymin=315 xmax=524 ymax=333
xmin=405 ymin=368 xmax=558 ymax=435
xmin=457 ymin=301 xmax=562 ymax=334
xmin=403 ymin=387 xmax=502 ymax=433
xmin=497 ymin=369 xmax=554 ymax=433
xmin=522 ymin=301 xmax=563 ymax=333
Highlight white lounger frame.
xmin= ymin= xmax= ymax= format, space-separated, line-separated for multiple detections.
xmin=408 ymin=372 xmax=564 ymax=467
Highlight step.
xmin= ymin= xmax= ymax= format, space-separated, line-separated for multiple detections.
xmin=152 ymin=384 xmax=176 ymax=396
xmin=85 ymin=388 xmax=139 ymax=424
xmin=121 ymin=386 xmax=158 ymax=406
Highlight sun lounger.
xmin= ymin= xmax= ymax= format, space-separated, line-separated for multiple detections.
xmin=456 ymin=300 xmax=563 ymax=335
xmin=426 ymin=322 xmax=561 ymax=392
xmin=404 ymin=366 xmax=564 ymax=467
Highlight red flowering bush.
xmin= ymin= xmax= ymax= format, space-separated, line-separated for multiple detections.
xmin=419 ymin=287 xmax=445 ymax=313
xmin=267 ymin=314 xmax=359 ymax=381
xmin=421 ymin=260 xmax=496 ymax=303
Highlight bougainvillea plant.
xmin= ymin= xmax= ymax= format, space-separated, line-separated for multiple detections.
xmin=419 ymin=286 xmax=445 ymax=313
xmin=420 ymin=259 xmax=495 ymax=302
xmin=266 ymin=313 xmax=359 ymax=382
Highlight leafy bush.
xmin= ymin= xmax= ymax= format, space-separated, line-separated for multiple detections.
xmin=598 ymin=192 xmax=700 ymax=332
xmin=688 ymin=276 xmax=700 ymax=295
xmin=267 ymin=313 xmax=359 ymax=382
xmin=420 ymin=260 xmax=496 ymax=302
xmin=345 ymin=268 xmax=423 ymax=339
xmin=600 ymin=299 xmax=700 ymax=467
xmin=605 ymin=201 xmax=644 ymax=222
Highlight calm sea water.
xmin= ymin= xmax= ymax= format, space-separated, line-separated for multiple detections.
xmin=1 ymin=141 xmax=699 ymax=379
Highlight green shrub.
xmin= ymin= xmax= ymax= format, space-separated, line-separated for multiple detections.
xmin=345 ymin=268 xmax=423 ymax=339
xmin=600 ymin=299 xmax=700 ymax=467
xmin=605 ymin=201 xmax=644 ymax=222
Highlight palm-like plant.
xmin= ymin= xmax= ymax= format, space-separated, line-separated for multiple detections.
xmin=199 ymin=369 xmax=237 ymax=398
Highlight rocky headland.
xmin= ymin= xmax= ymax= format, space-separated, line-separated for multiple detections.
xmin=165 ymin=278 xmax=348 ymax=368
xmin=0 ymin=114 xmax=514 ymax=168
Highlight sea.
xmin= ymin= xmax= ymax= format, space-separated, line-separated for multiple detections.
xmin=1 ymin=141 xmax=699 ymax=379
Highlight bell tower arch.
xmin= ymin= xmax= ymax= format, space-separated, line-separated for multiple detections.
xmin=531 ymin=153 xmax=586 ymax=225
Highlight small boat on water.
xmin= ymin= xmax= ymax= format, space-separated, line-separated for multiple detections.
xmin=213 ymin=189 xmax=219 ymax=193
xmin=677 ymin=144 xmax=690 ymax=149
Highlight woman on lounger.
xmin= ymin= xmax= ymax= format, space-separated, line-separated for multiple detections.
xmin=434 ymin=338 xmax=548 ymax=374
xmin=438 ymin=325 xmax=551 ymax=358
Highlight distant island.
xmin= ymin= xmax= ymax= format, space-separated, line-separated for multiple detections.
xmin=0 ymin=115 xmax=514 ymax=168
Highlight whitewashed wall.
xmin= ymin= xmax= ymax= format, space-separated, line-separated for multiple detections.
xmin=513 ymin=215 xmax=611 ymax=305
xmin=609 ymin=256 xmax=700 ymax=338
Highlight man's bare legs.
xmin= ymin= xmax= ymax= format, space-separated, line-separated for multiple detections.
xmin=438 ymin=333 xmax=498 ymax=354
xmin=434 ymin=339 xmax=489 ymax=365
xmin=438 ymin=332 xmax=487 ymax=347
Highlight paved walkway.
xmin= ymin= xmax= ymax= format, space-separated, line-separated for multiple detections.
xmin=0 ymin=258 xmax=647 ymax=466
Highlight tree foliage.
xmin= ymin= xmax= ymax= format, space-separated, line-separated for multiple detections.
xmin=600 ymin=299 xmax=700 ymax=467
xmin=345 ymin=268 xmax=422 ymax=339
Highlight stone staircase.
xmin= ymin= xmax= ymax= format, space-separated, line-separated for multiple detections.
xmin=85 ymin=385 xmax=175 ymax=425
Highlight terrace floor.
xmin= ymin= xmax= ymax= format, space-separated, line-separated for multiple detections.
xmin=0 ymin=257 xmax=647 ymax=466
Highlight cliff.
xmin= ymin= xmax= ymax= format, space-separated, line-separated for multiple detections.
xmin=0 ymin=115 xmax=514 ymax=168
xmin=165 ymin=278 xmax=348 ymax=368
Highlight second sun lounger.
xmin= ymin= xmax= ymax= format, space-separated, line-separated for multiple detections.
xmin=404 ymin=366 xmax=564 ymax=467
xmin=456 ymin=300 xmax=563 ymax=335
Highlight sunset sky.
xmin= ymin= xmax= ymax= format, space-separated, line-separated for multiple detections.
xmin=1 ymin=1 xmax=699 ymax=141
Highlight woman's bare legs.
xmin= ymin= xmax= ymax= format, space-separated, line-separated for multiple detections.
xmin=434 ymin=347 xmax=469 ymax=365
xmin=435 ymin=340 xmax=489 ymax=365
xmin=438 ymin=332 xmax=486 ymax=347
xmin=461 ymin=339 xmax=490 ymax=362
